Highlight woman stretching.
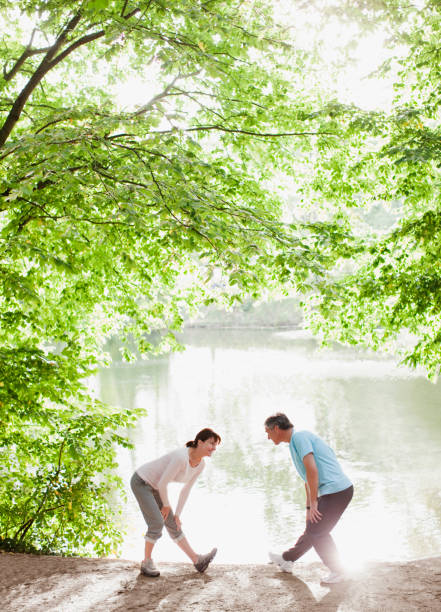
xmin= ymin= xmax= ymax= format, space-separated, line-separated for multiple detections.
xmin=130 ymin=427 xmax=221 ymax=577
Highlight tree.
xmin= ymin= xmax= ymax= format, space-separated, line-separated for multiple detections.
xmin=0 ymin=0 xmax=349 ymax=554
xmin=296 ymin=0 xmax=441 ymax=379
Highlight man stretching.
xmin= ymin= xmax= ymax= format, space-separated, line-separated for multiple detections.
xmin=265 ymin=413 xmax=353 ymax=584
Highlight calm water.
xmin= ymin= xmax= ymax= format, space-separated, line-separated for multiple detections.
xmin=97 ymin=329 xmax=441 ymax=568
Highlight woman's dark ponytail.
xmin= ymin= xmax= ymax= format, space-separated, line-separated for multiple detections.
xmin=186 ymin=428 xmax=221 ymax=448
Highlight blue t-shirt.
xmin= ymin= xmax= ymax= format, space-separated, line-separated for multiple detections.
xmin=289 ymin=430 xmax=352 ymax=496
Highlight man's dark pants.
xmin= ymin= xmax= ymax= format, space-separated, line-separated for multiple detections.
xmin=282 ymin=485 xmax=354 ymax=572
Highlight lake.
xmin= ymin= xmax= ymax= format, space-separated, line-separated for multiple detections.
xmin=97 ymin=328 xmax=441 ymax=568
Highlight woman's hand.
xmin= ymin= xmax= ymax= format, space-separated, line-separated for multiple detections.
xmin=161 ymin=505 xmax=171 ymax=520
xmin=308 ymin=500 xmax=322 ymax=524
xmin=175 ymin=515 xmax=182 ymax=530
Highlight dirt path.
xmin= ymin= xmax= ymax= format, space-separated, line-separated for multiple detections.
xmin=1 ymin=552 xmax=440 ymax=611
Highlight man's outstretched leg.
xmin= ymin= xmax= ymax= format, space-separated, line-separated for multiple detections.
xmin=282 ymin=485 xmax=353 ymax=579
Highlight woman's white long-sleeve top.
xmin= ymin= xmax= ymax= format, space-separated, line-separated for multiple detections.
xmin=136 ymin=447 xmax=205 ymax=516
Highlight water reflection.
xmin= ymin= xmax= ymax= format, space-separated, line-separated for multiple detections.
xmin=98 ymin=329 xmax=441 ymax=566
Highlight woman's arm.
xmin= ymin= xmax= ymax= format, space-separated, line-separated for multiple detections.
xmin=175 ymin=465 xmax=204 ymax=518
xmin=156 ymin=453 xmax=183 ymax=510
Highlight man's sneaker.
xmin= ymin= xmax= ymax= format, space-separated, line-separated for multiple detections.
xmin=268 ymin=552 xmax=295 ymax=573
xmin=194 ymin=547 xmax=217 ymax=573
xmin=321 ymin=571 xmax=346 ymax=584
xmin=140 ymin=558 xmax=160 ymax=577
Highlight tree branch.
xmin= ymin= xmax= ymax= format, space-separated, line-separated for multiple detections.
xmin=47 ymin=29 xmax=105 ymax=71
xmin=132 ymin=71 xmax=201 ymax=117
xmin=92 ymin=164 xmax=158 ymax=193
xmin=14 ymin=432 xmax=71 ymax=542
xmin=35 ymin=116 xmax=74 ymax=135
xmin=173 ymin=89 xmax=269 ymax=110
xmin=3 ymin=45 xmax=53 ymax=82
xmin=10 ymin=198 xmax=137 ymax=231
xmin=0 ymin=166 xmax=88 ymax=207
xmin=120 ymin=0 xmax=129 ymax=18
xmin=0 ymin=6 xmax=146 ymax=148
xmin=0 ymin=13 xmax=82 ymax=148
xmin=201 ymin=6 xmax=294 ymax=51
xmin=153 ymin=124 xmax=338 ymax=138
xmin=146 ymin=161 xmax=220 ymax=253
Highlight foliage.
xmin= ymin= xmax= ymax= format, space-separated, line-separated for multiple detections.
xmin=294 ymin=1 xmax=441 ymax=379
xmin=0 ymin=0 xmax=349 ymax=555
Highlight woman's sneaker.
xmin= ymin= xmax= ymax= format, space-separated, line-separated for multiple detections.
xmin=140 ymin=558 xmax=160 ymax=577
xmin=194 ymin=548 xmax=217 ymax=573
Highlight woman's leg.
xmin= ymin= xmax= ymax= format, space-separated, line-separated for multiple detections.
xmin=130 ymin=473 xmax=164 ymax=558
xmin=157 ymin=497 xmax=198 ymax=563
xmin=161 ymin=504 xmax=217 ymax=572
xmin=166 ymin=517 xmax=215 ymax=569
xmin=144 ymin=539 xmax=155 ymax=561
xmin=132 ymin=476 xmax=215 ymax=569
xmin=175 ymin=537 xmax=198 ymax=563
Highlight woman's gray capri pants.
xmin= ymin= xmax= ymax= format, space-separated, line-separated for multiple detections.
xmin=130 ymin=472 xmax=184 ymax=544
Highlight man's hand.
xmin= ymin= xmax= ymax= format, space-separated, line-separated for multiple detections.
xmin=161 ymin=505 xmax=171 ymax=520
xmin=308 ymin=500 xmax=322 ymax=524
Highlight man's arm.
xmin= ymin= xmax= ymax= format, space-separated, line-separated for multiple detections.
xmin=304 ymin=482 xmax=310 ymax=524
xmin=303 ymin=452 xmax=323 ymax=523
xmin=304 ymin=482 xmax=310 ymax=506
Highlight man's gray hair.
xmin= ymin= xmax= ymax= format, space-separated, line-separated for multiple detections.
xmin=264 ymin=413 xmax=293 ymax=430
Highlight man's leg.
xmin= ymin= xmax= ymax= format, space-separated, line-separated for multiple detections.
xmin=283 ymin=485 xmax=353 ymax=570
xmin=312 ymin=532 xmax=341 ymax=572
xmin=282 ymin=528 xmax=313 ymax=562
xmin=312 ymin=485 xmax=353 ymax=571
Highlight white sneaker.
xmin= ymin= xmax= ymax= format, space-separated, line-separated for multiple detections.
xmin=321 ymin=571 xmax=345 ymax=584
xmin=268 ymin=552 xmax=295 ymax=573
xmin=140 ymin=558 xmax=160 ymax=577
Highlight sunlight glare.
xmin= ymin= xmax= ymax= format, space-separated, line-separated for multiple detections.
xmin=113 ymin=61 xmax=162 ymax=111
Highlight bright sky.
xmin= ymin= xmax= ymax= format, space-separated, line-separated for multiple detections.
xmin=272 ymin=0 xmax=403 ymax=111
xmin=333 ymin=34 xmax=396 ymax=110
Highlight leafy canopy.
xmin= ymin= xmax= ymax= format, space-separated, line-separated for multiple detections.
xmin=297 ymin=0 xmax=441 ymax=378
xmin=0 ymin=0 xmax=346 ymax=555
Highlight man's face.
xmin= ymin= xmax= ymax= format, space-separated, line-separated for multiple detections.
xmin=265 ymin=425 xmax=282 ymax=445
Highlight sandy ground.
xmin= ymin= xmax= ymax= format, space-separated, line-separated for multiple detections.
xmin=1 ymin=552 xmax=440 ymax=611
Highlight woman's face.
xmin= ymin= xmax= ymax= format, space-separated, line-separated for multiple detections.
xmin=198 ymin=437 xmax=218 ymax=457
